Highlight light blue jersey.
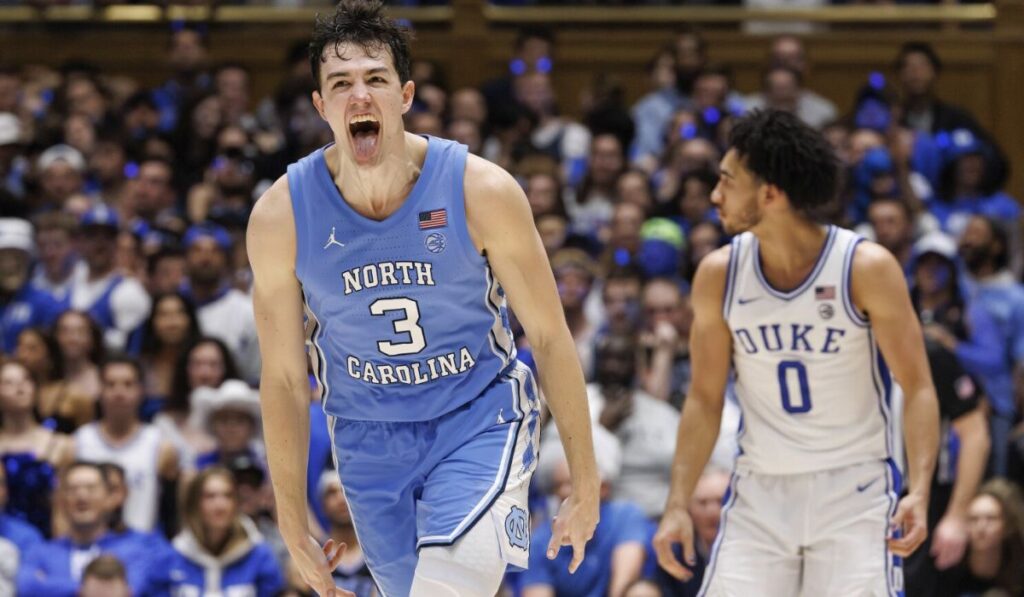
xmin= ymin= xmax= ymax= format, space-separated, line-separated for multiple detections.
xmin=287 ymin=136 xmax=517 ymax=422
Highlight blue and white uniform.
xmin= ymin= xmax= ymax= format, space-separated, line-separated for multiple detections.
xmin=703 ymin=225 xmax=903 ymax=596
xmin=286 ymin=136 xmax=540 ymax=596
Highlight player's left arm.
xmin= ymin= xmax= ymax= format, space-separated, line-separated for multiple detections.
xmin=851 ymin=241 xmax=939 ymax=557
xmin=465 ymin=155 xmax=600 ymax=573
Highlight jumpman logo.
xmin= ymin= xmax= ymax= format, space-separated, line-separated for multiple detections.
xmin=323 ymin=227 xmax=345 ymax=250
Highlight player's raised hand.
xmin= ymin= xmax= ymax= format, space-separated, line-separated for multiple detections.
xmin=888 ymin=492 xmax=929 ymax=557
xmin=546 ymin=491 xmax=600 ymax=574
xmin=930 ymin=513 xmax=968 ymax=569
xmin=288 ymin=534 xmax=355 ymax=597
xmin=653 ymin=505 xmax=697 ymax=581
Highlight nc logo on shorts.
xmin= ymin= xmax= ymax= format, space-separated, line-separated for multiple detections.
xmin=505 ymin=506 xmax=529 ymax=550
xmin=424 ymin=232 xmax=447 ymax=253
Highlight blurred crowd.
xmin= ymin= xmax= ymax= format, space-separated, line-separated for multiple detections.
xmin=0 ymin=19 xmax=1022 ymax=597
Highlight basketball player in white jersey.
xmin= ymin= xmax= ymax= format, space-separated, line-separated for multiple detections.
xmin=653 ymin=110 xmax=939 ymax=596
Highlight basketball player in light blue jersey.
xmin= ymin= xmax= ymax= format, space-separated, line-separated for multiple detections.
xmin=246 ymin=2 xmax=599 ymax=596
xmin=654 ymin=110 xmax=940 ymax=596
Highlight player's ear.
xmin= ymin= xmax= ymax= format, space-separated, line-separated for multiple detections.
xmin=312 ymin=90 xmax=327 ymax=121
xmin=401 ymin=80 xmax=416 ymax=115
xmin=761 ymin=182 xmax=781 ymax=207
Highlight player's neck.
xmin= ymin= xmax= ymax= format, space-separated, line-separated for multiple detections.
xmin=328 ymin=132 xmax=424 ymax=217
xmin=753 ymin=216 xmax=829 ymax=281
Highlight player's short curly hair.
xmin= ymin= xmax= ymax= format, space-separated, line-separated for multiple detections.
xmin=308 ymin=0 xmax=413 ymax=90
xmin=728 ymin=109 xmax=839 ymax=220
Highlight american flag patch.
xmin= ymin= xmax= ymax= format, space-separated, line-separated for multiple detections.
xmin=815 ymin=285 xmax=836 ymax=300
xmin=419 ymin=209 xmax=447 ymax=230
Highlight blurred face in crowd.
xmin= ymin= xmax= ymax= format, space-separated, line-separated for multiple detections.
xmin=590 ymin=134 xmax=624 ymax=187
xmin=689 ymin=471 xmax=731 ymax=548
xmin=169 ymin=29 xmax=208 ymax=74
xmin=848 ymin=129 xmax=884 ymax=165
xmin=40 ymin=161 xmax=83 ymax=205
xmin=153 ymin=295 xmax=192 ymax=346
xmin=955 ymin=154 xmax=986 ymax=193
xmin=693 ymin=72 xmax=728 ymax=111
xmin=64 ymin=114 xmax=96 ymax=156
xmin=0 ymin=362 xmax=35 ymax=415
xmin=771 ymin=36 xmax=807 ymax=74
xmin=210 ymin=409 xmax=255 ymax=453
xmin=650 ymin=49 xmax=676 ymax=90
xmin=867 ymin=200 xmax=912 ymax=254
xmin=526 ymin=173 xmax=561 ymax=218
xmin=216 ymin=66 xmax=250 ymax=119
xmin=515 ymin=72 xmax=555 ymax=118
xmin=967 ymin=494 xmax=1005 ymax=553
xmin=764 ymin=68 xmax=800 ymax=113
xmin=899 ymin=51 xmax=937 ymax=98
xmin=594 ymin=333 xmax=636 ymax=389
xmin=554 ymin=265 xmax=592 ymax=311
xmin=0 ymin=72 xmax=20 ymax=113
xmin=958 ymin=216 xmax=999 ymax=273
xmin=417 ymin=83 xmax=447 ymax=118
xmin=688 ymin=221 xmax=722 ymax=269
xmin=90 ymin=140 xmax=127 ymax=186
xmin=643 ymin=279 xmax=685 ymax=334
xmin=407 ymin=111 xmax=443 ymax=137
xmin=56 ymin=312 xmax=95 ymax=363
xmin=189 ymin=342 xmax=227 ymax=390
xmin=100 ymin=363 xmax=143 ymax=421
xmin=80 ymin=225 xmax=118 ymax=273
xmin=610 ymin=202 xmax=644 ymax=253
xmin=192 ymin=95 xmax=223 ymax=140
xmin=66 ymin=78 xmax=106 ymax=122
xmin=16 ymin=329 xmax=53 ymax=380
xmin=150 ymin=252 xmax=187 ymax=295
xmin=535 ymin=214 xmax=567 ymax=256
xmin=602 ymin=276 xmax=642 ymax=333
xmin=517 ymin=35 xmax=552 ymax=70
xmin=617 ymin=170 xmax=652 ymax=212
xmin=823 ymin=123 xmax=851 ymax=166
xmin=447 ymin=119 xmax=481 ymax=155
xmin=679 ymin=176 xmax=712 ymax=223
xmin=449 ymin=88 xmax=486 ymax=126
xmin=62 ymin=465 xmax=110 ymax=532
xmin=187 ymin=237 xmax=228 ymax=287
xmin=674 ymin=138 xmax=719 ymax=177
xmin=322 ymin=476 xmax=353 ymax=528
xmin=0 ymin=248 xmax=29 ymax=293
xmin=199 ymin=473 xmax=238 ymax=536
xmin=674 ymin=33 xmax=705 ymax=74
xmin=80 ymin=575 xmax=130 ymax=597
xmin=711 ymin=149 xmax=763 ymax=235
xmin=914 ymin=253 xmax=955 ymax=297
xmin=133 ymin=160 xmax=174 ymax=218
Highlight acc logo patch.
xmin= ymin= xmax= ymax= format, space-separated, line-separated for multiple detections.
xmin=818 ymin=303 xmax=835 ymax=320
xmin=505 ymin=505 xmax=529 ymax=550
xmin=424 ymin=232 xmax=447 ymax=254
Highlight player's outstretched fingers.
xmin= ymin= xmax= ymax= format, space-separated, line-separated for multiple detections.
xmin=652 ymin=527 xmax=692 ymax=581
xmin=546 ymin=517 xmax=567 ymax=560
xmin=568 ymin=537 xmax=587 ymax=574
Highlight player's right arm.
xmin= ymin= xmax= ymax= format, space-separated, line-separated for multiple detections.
xmin=653 ymin=246 xmax=733 ymax=581
xmin=248 ymin=177 xmax=350 ymax=597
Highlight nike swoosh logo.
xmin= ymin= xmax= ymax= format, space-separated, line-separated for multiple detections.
xmin=857 ymin=478 xmax=880 ymax=492
xmin=737 ymin=297 xmax=761 ymax=305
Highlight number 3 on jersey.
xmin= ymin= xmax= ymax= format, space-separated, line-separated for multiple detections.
xmin=369 ymin=298 xmax=426 ymax=356
xmin=777 ymin=360 xmax=812 ymax=414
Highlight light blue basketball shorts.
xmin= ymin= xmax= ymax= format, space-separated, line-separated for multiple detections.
xmin=328 ymin=362 xmax=540 ymax=597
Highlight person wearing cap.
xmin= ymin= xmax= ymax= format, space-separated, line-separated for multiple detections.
xmin=521 ymin=425 xmax=648 ymax=597
xmin=0 ymin=217 xmax=63 ymax=352
xmin=190 ymin=379 xmax=265 ymax=472
xmin=34 ymin=144 xmax=88 ymax=212
xmin=181 ymin=222 xmax=260 ymax=383
xmin=68 ymin=205 xmax=152 ymax=352
xmin=317 ymin=471 xmax=375 ymax=597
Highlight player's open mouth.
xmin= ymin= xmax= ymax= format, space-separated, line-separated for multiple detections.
xmin=349 ymin=114 xmax=381 ymax=162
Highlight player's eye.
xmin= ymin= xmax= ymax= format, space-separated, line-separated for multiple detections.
xmin=333 ymin=81 xmax=350 ymax=89
xmin=369 ymin=76 xmax=385 ymax=84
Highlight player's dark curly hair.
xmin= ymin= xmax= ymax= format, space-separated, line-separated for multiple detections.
xmin=728 ymin=109 xmax=839 ymax=219
xmin=308 ymin=0 xmax=412 ymax=90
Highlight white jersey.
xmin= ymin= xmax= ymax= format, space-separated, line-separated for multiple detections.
xmin=723 ymin=225 xmax=892 ymax=475
xmin=75 ymin=423 xmax=162 ymax=531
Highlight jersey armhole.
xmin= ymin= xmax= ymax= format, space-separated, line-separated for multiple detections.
xmin=286 ymin=162 xmax=312 ymax=280
xmin=842 ymin=237 xmax=871 ymax=327
xmin=447 ymin=145 xmax=487 ymax=267
xmin=722 ymin=236 xmax=742 ymax=321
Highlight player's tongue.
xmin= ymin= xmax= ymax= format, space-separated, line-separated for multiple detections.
xmin=349 ymin=118 xmax=380 ymax=160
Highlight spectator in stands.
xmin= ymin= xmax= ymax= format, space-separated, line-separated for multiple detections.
xmin=669 ymin=169 xmax=716 ymax=236
xmin=0 ymin=112 xmax=27 ymax=199
xmin=52 ymin=310 xmax=105 ymax=406
xmin=525 ymin=169 xmax=568 ymax=220
xmin=0 ymin=458 xmax=44 ymax=559
xmin=685 ymin=221 xmax=724 ymax=281
xmin=154 ymin=25 xmax=211 ymax=133
xmin=600 ymin=202 xmax=646 ymax=274
xmin=745 ymin=65 xmax=835 ymax=130
xmin=0 ymin=217 xmax=62 ymax=352
xmin=181 ymin=223 xmax=260 ymax=383
xmin=959 ymin=216 xmax=1024 ymax=475
xmin=943 ymin=479 xmax=1024 ymax=596
xmin=138 ymin=292 xmax=201 ymax=409
xmin=16 ymin=327 xmax=93 ymax=433
xmin=151 ymin=467 xmax=284 ymax=597
xmin=214 ymin=63 xmax=254 ymax=128
xmin=896 ymin=42 xmax=1008 ymax=190
xmin=638 ymin=278 xmax=690 ymax=406
xmin=69 ymin=205 xmax=152 ymax=352
xmin=551 ymin=248 xmax=599 ymax=381
xmin=126 ymin=157 xmax=179 ymax=229
xmin=516 ymin=72 xmax=591 ymax=186
xmin=30 ymin=211 xmax=80 ymax=303
xmin=0 ymin=360 xmax=74 ymax=537
xmin=156 ymin=336 xmax=239 ymax=466
xmin=16 ymin=461 xmax=158 ymax=596
xmin=78 ymin=554 xmax=131 ymax=597
xmin=74 ymin=357 xmax=178 ymax=532
xmin=632 ymin=46 xmax=688 ymax=171
xmin=88 ymin=131 xmax=129 ymax=205
xmin=523 ymin=425 xmax=647 ymax=597
xmin=765 ymin=35 xmax=837 ymax=127
xmin=33 ymin=144 xmax=87 ymax=212
xmin=588 ymin=331 xmax=679 ymax=520
xmin=569 ymin=133 xmax=627 ymax=238
xmin=599 ymin=266 xmax=644 ymax=337
xmin=655 ymin=137 xmax=720 ymax=206
xmin=481 ymin=26 xmax=554 ymax=130
xmin=317 ymin=471 xmax=375 ymax=596
xmin=190 ymin=379 xmax=264 ymax=471
xmin=866 ymin=197 xmax=918 ymax=273
xmin=617 ymin=169 xmax=655 ymax=214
